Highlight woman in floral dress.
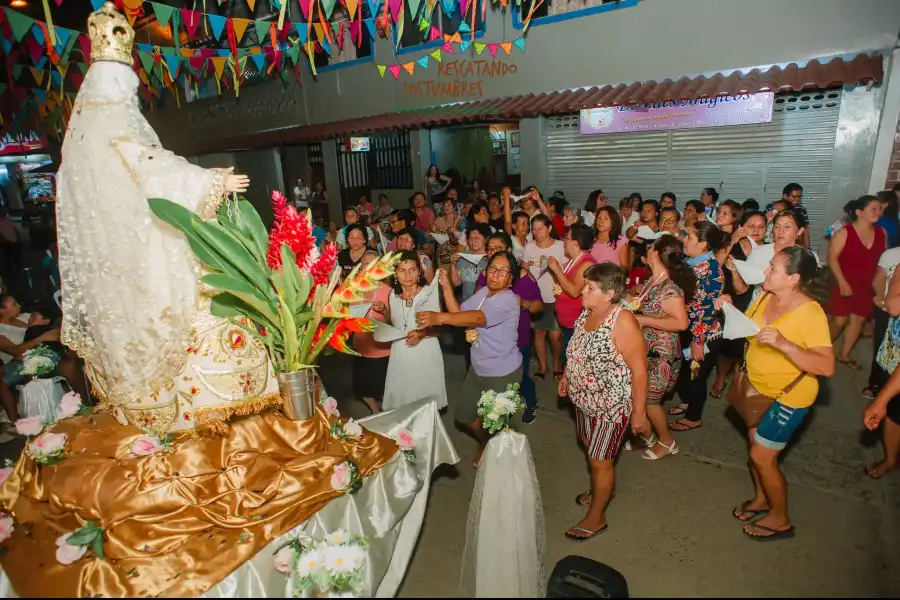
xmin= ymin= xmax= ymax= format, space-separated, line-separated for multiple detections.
xmin=559 ymin=263 xmax=650 ymax=540
xmin=627 ymin=235 xmax=695 ymax=459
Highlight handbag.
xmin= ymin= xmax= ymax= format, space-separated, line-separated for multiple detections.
xmin=725 ymin=292 xmax=807 ymax=428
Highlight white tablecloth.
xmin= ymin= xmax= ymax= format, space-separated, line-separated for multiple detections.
xmin=0 ymin=399 xmax=458 ymax=598
xmin=17 ymin=377 xmax=65 ymax=422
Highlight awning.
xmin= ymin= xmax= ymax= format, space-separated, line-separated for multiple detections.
xmin=179 ymin=52 xmax=883 ymax=155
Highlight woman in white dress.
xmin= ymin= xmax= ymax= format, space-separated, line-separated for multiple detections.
xmin=378 ymin=251 xmax=447 ymax=410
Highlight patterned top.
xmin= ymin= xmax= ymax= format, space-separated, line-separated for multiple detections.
xmin=687 ymin=254 xmax=724 ymax=347
xmin=565 ymin=307 xmax=632 ymax=423
xmin=639 ymin=278 xmax=683 ymax=360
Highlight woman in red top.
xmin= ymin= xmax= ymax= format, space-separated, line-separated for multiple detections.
xmin=549 ymin=223 xmax=597 ymax=360
xmin=828 ymin=195 xmax=886 ymax=370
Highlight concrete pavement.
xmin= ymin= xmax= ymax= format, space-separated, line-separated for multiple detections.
xmin=321 ymin=335 xmax=900 ymax=598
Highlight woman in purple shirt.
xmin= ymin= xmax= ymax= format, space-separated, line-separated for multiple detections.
xmin=476 ymin=232 xmax=544 ymax=423
xmin=418 ymin=252 xmax=524 ymax=467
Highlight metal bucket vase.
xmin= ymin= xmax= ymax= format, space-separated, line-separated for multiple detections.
xmin=275 ymin=369 xmax=317 ymax=421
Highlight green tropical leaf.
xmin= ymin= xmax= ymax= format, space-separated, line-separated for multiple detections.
xmin=201 ymin=273 xmax=277 ymax=317
xmin=148 ymin=198 xmax=232 ymax=273
xmin=91 ymin=536 xmax=105 ymax=560
xmin=191 ymin=218 xmax=270 ymax=293
xmin=218 ymin=198 xmax=269 ymax=260
xmin=209 ymin=293 xmax=280 ymax=341
xmin=307 ymin=319 xmax=339 ymax=364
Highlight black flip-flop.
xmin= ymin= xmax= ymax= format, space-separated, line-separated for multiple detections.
xmin=564 ymin=524 xmax=608 ymax=541
xmin=533 ymin=371 xmax=547 ymax=381
xmin=668 ymin=405 xmax=688 ymax=416
xmin=553 ymin=371 xmax=564 ymax=381
xmin=733 ymin=501 xmax=768 ymax=522
xmin=575 ymin=492 xmax=592 ymax=506
xmin=743 ymin=523 xmax=795 ymax=542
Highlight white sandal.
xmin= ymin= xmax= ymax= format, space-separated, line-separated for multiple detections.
xmin=641 ymin=440 xmax=679 ymax=460
xmin=624 ymin=434 xmax=657 ymax=451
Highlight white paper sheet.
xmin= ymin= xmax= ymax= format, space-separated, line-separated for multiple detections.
xmin=723 ymin=301 xmax=761 ymax=339
xmin=732 ymin=258 xmax=766 ymax=286
xmin=636 ymin=225 xmax=663 ymax=240
xmin=431 ymin=232 xmax=450 ymax=246
xmin=348 ymin=303 xmax=371 ymax=318
xmin=459 ymin=253 xmax=485 ymax=265
xmin=374 ymin=322 xmax=409 ymax=343
xmin=377 ymin=226 xmax=390 ymax=253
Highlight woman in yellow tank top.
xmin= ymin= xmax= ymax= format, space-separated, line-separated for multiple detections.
xmin=733 ymin=247 xmax=834 ymax=541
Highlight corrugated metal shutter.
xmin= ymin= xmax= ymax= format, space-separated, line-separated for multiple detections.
xmin=543 ymin=91 xmax=841 ymax=250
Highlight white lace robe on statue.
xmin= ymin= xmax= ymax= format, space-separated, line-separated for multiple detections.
xmin=56 ymin=61 xmax=228 ymax=414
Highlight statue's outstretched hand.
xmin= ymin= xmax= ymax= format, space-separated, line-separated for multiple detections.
xmin=224 ymin=168 xmax=250 ymax=193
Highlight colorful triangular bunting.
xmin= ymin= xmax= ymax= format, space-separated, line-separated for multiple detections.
xmin=488 ymin=43 xmax=498 ymax=57
xmin=429 ymin=48 xmax=442 ymax=63
xmin=415 ymin=55 xmax=429 ymax=69
xmin=402 ymin=61 xmax=415 ymax=75
xmin=388 ymin=64 xmax=401 ymax=79
xmin=6 ymin=9 xmax=36 ymax=42
xmin=250 ymin=52 xmax=265 ymax=71
xmin=514 ymin=37 xmax=525 ymax=53
xmin=163 ymin=54 xmax=181 ymax=77
xmin=501 ymin=41 xmax=512 ymax=55
xmin=90 ymin=0 xmax=106 ymax=9
xmin=207 ymin=14 xmax=227 ymax=40
xmin=180 ymin=9 xmax=202 ymax=37
xmin=31 ymin=23 xmax=45 ymax=47
xmin=363 ymin=18 xmax=376 ymax=39
xmin=151 ymin=2 xmax=175 ymax=26
xmin=459 ymin=40 xmax=471 ymax=53
xmin=254 ymin=20 xmax=270 ymax=43
xmin=458 ymin=21 xmax=471 ymax=34
xmin=474 ymin=42 xmax=485 ymax=56
xmin=138 ymin=50 xmax=155 ymax=74
xmin=231 ymin=18 xmax=251 ymax=42
xmin=428 ymin=26 xmax=441 ymax=41
xmin=377 ymin=64 xmax=387 ymax=78
xmin=418 ymin=18 xmax=430 ymax=32
xmin=295 ymin=22 xmax=308 ymax=45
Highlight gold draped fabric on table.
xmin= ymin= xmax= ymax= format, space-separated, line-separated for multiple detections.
xmin=0 ymin=409 xmax=397 ymax=598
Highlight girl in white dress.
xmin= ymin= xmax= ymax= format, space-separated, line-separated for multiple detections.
xmin=378 ymin=252 xmax=448 ymax=410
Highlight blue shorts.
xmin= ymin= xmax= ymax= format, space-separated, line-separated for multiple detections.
xmin=754 ymin=401 xmax=809 ymax=450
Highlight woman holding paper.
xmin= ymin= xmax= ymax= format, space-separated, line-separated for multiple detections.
xmin=417 ymin=252 xmax=523 ymax=467
xmin=451 ymin=223 xmax=491 ymax=302
xmin=710 ymin=209 xmax=766 ymax=397
xmin=734 ymin=246 xmax=834 ymax=540
xmin=668 ymin=221 xmax=728 ymax=432
xmin=627 ymin=235 xmax=694 ymax=459
xmin=351 ymin=250 xmax=392 ymax=414
xmin=524 ymin=215 xmax=567 ymax=380
xmin=380 ymin=251 xmax=447 ymax=411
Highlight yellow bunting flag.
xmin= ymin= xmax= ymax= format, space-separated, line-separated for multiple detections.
xmin=474 ymin=42 xmax=485 ymax=56
xmin=29 ymin=67 xmax=44 ymax=85
xmin=451 ymin=32 xmax=461 ymax=44
xmin=231 ymin=18 xmax=251 ymax=42
xmin=247 ymin=0 xmax=256 ymax=10
xmin=500 ymin=41 xmax=512 ymax=55
xmin=180 ymin=48 xmax=193 ymax=57
xmin=277 ymin=0 xmax=287 ymax=30
xmin=345 ymin=0 xmax=359 ymax=19
xmin=313 ymin=22 xmax=326 ymax=40
xmin=211 ymin=57 xmax=227 ymax=79
xmin=138 ymin=68 xmax=148 ymax=85
xmin=429 ymin=48 xmax=441 ymax=62
xmin=377 ymin=64 xmax=386 ymax=78
xmin=402 ymin=61 xmax=414 ymax=75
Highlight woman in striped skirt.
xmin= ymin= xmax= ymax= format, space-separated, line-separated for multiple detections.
xmin=558 ymin=263 xmax=650 ymax=541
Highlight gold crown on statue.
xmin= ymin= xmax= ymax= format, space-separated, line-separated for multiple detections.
xmin=87 ymin=1 xmax=134 ymax=66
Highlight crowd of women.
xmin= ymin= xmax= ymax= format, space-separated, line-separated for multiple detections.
xmin=320 ymin=175 xmax=900 ymax=545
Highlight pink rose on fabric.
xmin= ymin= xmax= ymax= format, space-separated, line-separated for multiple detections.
xmin=14 ymin=416 xmax=44 ymax=437
xmin=273 ymin=546 xmax=294 ymax=574
xmin=131 ymin=435 xmax=163 ymax=457
xmin=330 ymin=462 xmax=352 ymax=491
xmin=0 ymin=467 xmax=11 ymax=488
xmin=55 ymin=533 xmax=88 ymax=565
xmin=396 ymin=430 xmax=415 ymax=451
xmin=57 ymin=392 xmax=83 ymax=420
xmin=31 ymin=432 xmax=67 ymax=455
xmin=321 ymin=396 xmax=340 ymax=417
xmin=0 ymin=516 xmax=13 ymax=543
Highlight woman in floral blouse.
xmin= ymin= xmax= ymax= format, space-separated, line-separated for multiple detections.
xmin=669 ymin=221 xmax=729 ymax=432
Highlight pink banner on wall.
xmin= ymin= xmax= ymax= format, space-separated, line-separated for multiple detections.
xmin=579 ymin=92 xmax=775 ymax=135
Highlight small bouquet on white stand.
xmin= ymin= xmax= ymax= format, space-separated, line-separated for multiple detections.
xmin=460 ymin=384 xmax=546 ymax=598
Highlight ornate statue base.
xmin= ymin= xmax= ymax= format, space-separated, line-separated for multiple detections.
xmin=0 ymin=399 xmax=457 ymax=598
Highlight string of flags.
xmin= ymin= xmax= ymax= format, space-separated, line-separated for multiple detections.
xmin=376 ymin=30 xmax=524 ymax=79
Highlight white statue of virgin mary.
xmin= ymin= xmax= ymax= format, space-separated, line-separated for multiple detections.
xmin=57 ymin=2 xmax=278 ymax=432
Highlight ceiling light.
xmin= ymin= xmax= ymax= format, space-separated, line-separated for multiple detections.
xmin=10 ymin=0 xmax=28 ymax=8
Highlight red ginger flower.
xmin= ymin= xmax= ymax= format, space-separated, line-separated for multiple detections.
xmin=310 ymin=241 xmax=338 ymax=286
xmin=267 ymin=191 xmax=317 ymax=270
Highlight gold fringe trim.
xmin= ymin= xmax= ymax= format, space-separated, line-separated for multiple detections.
xmin=194 ymin=393 xmax=283 ymax=435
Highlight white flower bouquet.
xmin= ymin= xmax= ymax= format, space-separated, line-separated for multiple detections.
xmin=21 ymin=345 xmax=60 ymax=378
xmin=330 ymin=460 xmax=362 ymax=495
xmin=330 ymin=418 xmax=364 ymax=441
xmin=477 ymin=383 xmax=525 ymax=434
xmin=273 ymin=529 xmax=370 ymax=598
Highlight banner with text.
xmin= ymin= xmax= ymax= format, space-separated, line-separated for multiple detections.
xmin=580 ymin=92 xmax=775 ymax=135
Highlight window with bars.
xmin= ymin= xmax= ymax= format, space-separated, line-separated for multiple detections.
xmin=336 ymin=132 xmax=413 ymax=208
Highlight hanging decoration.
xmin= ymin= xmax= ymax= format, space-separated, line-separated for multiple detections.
xmin=376 ymin=31 xmax=525 ymax=78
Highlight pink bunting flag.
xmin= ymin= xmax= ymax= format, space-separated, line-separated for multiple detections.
xmin=180 ymin=9 xmax=202 ymax=38
xmin=79 ymin=33 xmax=91 ymax=63
xmin=429 ymin=26 xmax=441 ymax=41
xmin=189 ymin=55 xmax=205 ymax=70
xmin=349 ymin=20 xmax=360 ymax=44
xmin=488 ymin=43 xmax=499 ymax=57
xmin=389 ymin=0 xmax=402 ymax=22
xmin=298 ymin=0 xmax=312 ymax=20
xmin=24 ymin=36 xmax=42 ymax=66
xmin=460 ymin=0 xmax=469 ymax=17
xmin=199 ymin=48 xmax=215 ymax=59
xmin=388 ymin=64 xmax=401 ymax=79
xmin=441 ymin=41 xmax=454 ymax=54
xmin=55 ymin=0 xmax=63 ymax=6
xmin=70 ymin=72 xmax=84 ymax=89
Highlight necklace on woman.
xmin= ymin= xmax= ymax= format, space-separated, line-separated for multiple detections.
xmin=553 ymin=252 xmax=584 ymax=297
xmin=400 ymin=287 xmax=420 ymax=329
